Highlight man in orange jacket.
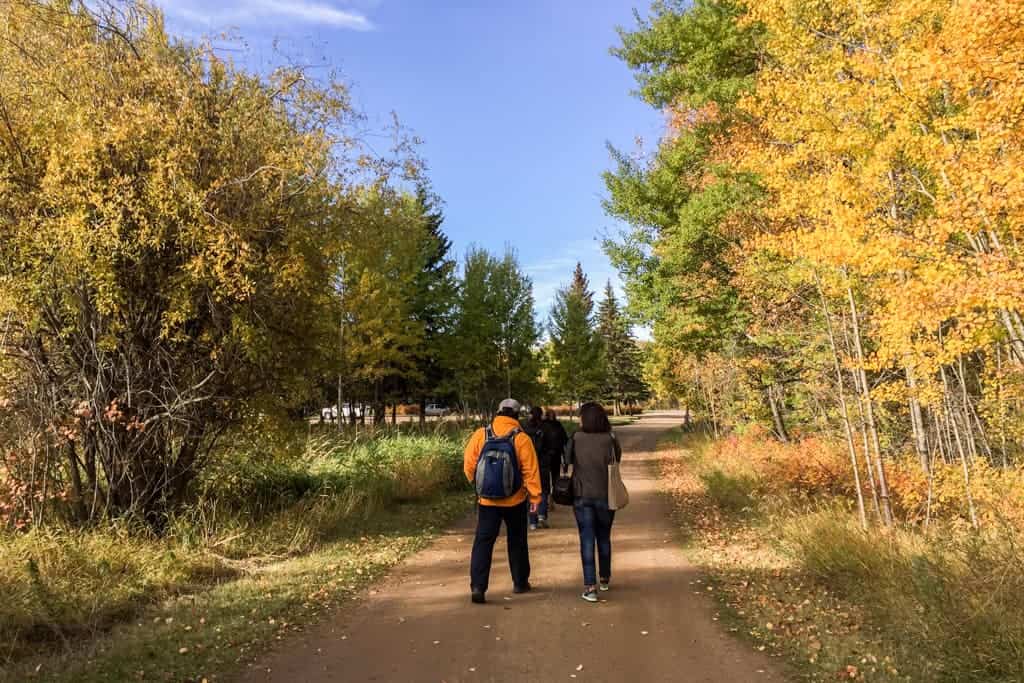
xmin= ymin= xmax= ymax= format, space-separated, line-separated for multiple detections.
xmin=463 ymin=398 xmax=542 ymax=604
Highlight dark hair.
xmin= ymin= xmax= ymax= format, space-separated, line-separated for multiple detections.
xmin=530 ymin=406 xmax=543 ymax=422
xmin=579 ymin=402 xmax=611 ymax=433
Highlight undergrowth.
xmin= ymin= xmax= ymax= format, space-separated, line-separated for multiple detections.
xmin=661 ymin=427 xmax=1024 ymax=683
xmin=0 ymin=425 xmax=472 ymax=669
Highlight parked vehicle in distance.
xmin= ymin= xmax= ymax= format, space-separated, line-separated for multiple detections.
xmin=320 ymin=403 xmax=366 ymax=421
xmin=424 ymin=403 xmax=450 ymax=417
xmin=341 ymin=403 xmax=365 ymax=418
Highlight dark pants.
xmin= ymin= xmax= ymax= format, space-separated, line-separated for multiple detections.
xmin=574 ymin=498 xmax=615 ymax=587
xmin=529 ymin=467 xmax=552 ymax=525
xmin=470 ymin=500 xmax=530 ymax=593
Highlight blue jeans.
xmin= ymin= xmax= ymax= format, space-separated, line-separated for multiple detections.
xmin=574 ymin=498 xmax=615 ymax=587
xmin=529 ymin=492 xmax=549 ymax=525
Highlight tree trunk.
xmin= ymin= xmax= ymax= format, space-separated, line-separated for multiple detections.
xmin=847 ymin=285 xmax=893 ymax=527
xmin=905 ymin=364 xmax=930 ymax=472
xmin=766 ymin=384 xmax=790 ymax=443
xmin=65 ymin=441 xmax=88 ymax=522
xmin=817 ymin=276 xmax=868 ymax=530
xmin=941 ymin=364 xmax=979 ymax=529
xmin=419 ymin=395 xmax=427 ymax=426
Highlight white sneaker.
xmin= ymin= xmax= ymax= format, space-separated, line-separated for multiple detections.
xmin=581 ymin=589 xmax=599 ymax=603
xmin=599 ymin=582 xmax=610 ymax=592
xmin=529 ymin=523 xmax=538 ymax=531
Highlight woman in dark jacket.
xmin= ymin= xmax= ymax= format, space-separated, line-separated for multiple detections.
xmin=565 ymin=402 xmax=622 ymax=602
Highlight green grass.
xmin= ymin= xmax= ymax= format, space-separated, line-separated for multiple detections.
xmin=657 ymin=428 xmax=1024 ymax=683
xmin=1 ymin=426 xmax=474 ymax=680
xmin=783 ymin=511 xmax=1024 ymax=682
xmin=2 ymin=492 xmax=472 ymax=683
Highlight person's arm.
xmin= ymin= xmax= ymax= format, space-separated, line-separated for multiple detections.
xmin=563 ymin=433 xmax=575 ymax=470
xmin=515 ymin=432 xmax=542 ymax=506
xmin=611 ymin=432 xmax=622 ymax=463
xmin=463 ymin=428 xmax=485 ymax=483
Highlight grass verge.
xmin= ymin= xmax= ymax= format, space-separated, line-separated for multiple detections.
xmin=2 ymin=491 xmax=472 ymax=682
xmin=658 ymin=428 xmax=1024 ymax=683
xmin=2 ymin=425 xmax=475 ymax=681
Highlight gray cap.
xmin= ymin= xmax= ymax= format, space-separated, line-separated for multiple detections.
xmin=498 ymin=398 xmax=521 ymax=412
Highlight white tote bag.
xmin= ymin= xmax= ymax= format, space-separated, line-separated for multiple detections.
xmin=607 ymin=435 xmax=629 ymax=510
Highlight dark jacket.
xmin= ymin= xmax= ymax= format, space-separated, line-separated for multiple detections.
xmin=566 ymin=431 xmax=622 ymax=501
xmin=540 ymin=419 xmax=573 ymax=456
xmin=524 ymin=419 xmax=548 ymax=478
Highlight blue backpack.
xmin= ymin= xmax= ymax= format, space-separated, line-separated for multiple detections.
xmin=474 ymin=426 xmax=523 ymax=499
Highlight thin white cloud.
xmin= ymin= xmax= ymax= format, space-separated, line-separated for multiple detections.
xmin=161 ymin=0 xmax=373 ymax=30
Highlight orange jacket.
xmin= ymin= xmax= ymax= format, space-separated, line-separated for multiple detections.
xmin=463 ymin=415 xmax=542 ymax=507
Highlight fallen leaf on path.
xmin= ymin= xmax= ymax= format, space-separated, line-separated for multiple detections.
xmin=178 ymin=647 xmax=189 ymax=654
xmin=641 ymin=631 xmax=649 ymax=636
xmin=433 ymin=640 xmax=441 ymax=645
xmin=576 ymin=664 xmax=584 ymax=671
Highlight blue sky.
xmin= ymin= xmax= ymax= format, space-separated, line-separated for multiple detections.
xmin=158 ymin=0 xmax=662 ymax=323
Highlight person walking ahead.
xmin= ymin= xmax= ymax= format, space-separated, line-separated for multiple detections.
xmin=463 ymin=398 xmax=542 ymax=604
xmin=541 ymin=408 xmax=569 ymax=497
xmin=565 ymin=402 xmax=622 ymax=603
xmin=524 ymin=407 xmax=549 ymax=530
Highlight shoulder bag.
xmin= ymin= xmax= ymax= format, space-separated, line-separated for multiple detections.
xmin=607 ymin=433 xmax=629 ymax=511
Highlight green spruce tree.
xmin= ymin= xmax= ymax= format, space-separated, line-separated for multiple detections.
xmin=597 ymin=281 xmax=650 ymax=414
xmin=548 ymin=263 xmax=604 ymax=406
xmin=409 ymin=185 xmax=458 ymax=423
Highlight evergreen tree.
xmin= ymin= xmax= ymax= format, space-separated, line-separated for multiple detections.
xmin=548 ymin=263 xmax=604 ymax=405
xmin=409 ymin=185 xmax=457 ymax=422
xmin=597 ymin=282 xmax=650 ymax=414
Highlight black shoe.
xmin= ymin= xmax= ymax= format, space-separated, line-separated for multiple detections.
xmin=471 ymin=590 xmax=486 ymax=604
xmin=513 ymin=582 xmax=532 ymax=594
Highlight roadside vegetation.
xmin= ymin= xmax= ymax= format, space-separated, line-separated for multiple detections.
xmin=1 ymin=424 xmax=472 ymax=680
xmin=660 ymin=427 xmax=1024 ymax=682
xmin=607 ymin=1 xmax=1024 ymax=681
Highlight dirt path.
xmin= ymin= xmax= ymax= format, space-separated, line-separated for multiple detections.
xmin=238 ymin=412 xmax=785 ymax=682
